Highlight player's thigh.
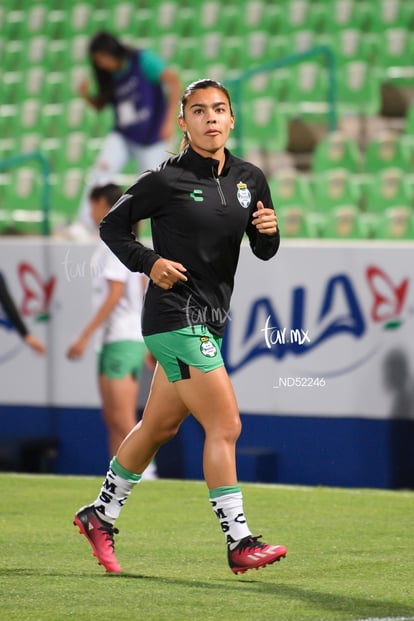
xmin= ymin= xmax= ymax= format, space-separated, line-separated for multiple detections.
xmin=142 ymin=363 xmax=189 ymax=436
xmin=98 ymin=373 xmax=137 ymax=416
xmin=174 ymin=366 xmax=241 ymax=436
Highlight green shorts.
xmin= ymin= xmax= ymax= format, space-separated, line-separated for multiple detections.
xmin=144 ymin=325 xmax=224 ymax=383
xmin=98 ymin=340 xmax=146 ymax=380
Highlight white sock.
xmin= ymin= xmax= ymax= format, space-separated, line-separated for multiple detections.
xmin=93 ymin=457 xmax=141 ymax=525
xmin=209 ymin=485 xmax=252 ymax=545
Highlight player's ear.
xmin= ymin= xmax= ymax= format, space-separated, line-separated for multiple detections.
xmin=178 ymin=116 xmax=186 ymax=132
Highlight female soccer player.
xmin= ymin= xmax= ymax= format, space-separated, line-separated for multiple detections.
xmin=74 ymin=79 xmax=287 ymax=575
xmin=67 ymin=183 xmax=155 ymax=473
xmin=74 ymin=31 xmax=181 ymax=232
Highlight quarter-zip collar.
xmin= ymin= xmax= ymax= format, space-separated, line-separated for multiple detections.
xmin=179 ymin=145 xmax=232 ymax=178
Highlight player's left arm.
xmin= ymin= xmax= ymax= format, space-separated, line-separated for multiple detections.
xmin=246 ymin=172 xmax=280 ymax=260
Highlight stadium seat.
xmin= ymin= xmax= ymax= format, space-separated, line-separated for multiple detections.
xmin=277 ymin=206 xmax=314 ymax=237
xmin=364 ymin=131 xmax=412 ymax=174
xmin=321 ymin=205 xmax=366 ymax=239
xmin=268 ymin=168 xmax=314 ymax=210
xmin=363 ymin=168 xmax=413 ymax=235
xmin=337 ymin=60 xmax=382 ymax=117
xmin=319 ymin=0 xmax=373 ymax=33
xmin=368 ymin=0 xmax=414 ymax=31
xmin=2 ymin=71 xmax=25 ymax=105
xmin=364 ymin=168 xmax=412 ymax=211
xmin=374 ymin=208 xmax=414 ymax=240
xmin=4 ymin=166 xmax=44 ymax=233
xmin=312 ymin=131 xmax=362 ymax=174
xmin=312 ymin=169 xmax=361 ymax=210
xmin=276 ymin=0 xmax=325 ymax=34
xmin=375 ymin=28 xmax=414 ymax=86
xmin=241 ymin=98 xmax=288 ymax=153
xmin=282 ymin=62 xmax=329 ymax=120
xmin=319 ymin=28 xmax=375 ymax=66
xmin=52 ymin=168 xmax=86 ymax=222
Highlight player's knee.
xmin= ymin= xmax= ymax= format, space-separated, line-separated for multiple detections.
xmin=156 ymin=423 xmax=180 ymax=445
xmin=216 ymin=415 xmax=242 ymax=444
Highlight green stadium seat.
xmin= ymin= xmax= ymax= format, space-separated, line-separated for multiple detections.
xmin=282 ymin=62 xmax=329 ymax=120
xmin=2 ymin=71 xmax=25 ymax=105
xmin=16 ymin=132 xmax=43 ymax=157
xmin=319 ymin=29 xmax=375 ymax=66
xmin=22 ymin=35 xmax=49 ymax=67
xmin=57 ymin=132 xmax=94 ymax=170
xmin=319 ymin=0 xmax=373 ymax=33
xmin=276 ymin=0 xmax=325 ymax=34
xmin=12 ymin=100 xmax=44 ymax=135
xmin=241 ymin=72 xmax=285 ymax=107
xmin=238 ymin=0 xmax=275 ymax=33
xmin=277 ymin=206 xmax=314 ymax=238
xmin=374 ymin=209 xmax=414 ymax=240
xmin=321 ymin=205 xmax=366 ymax=239
xmin=3 ymin=9 xmax=25 ymax=39
xmin=268 ymin=168 xmax=318 ymax=237
xmin=364 ymin=132 xmax=412 ymax=174
xmin=312 ymin=169 xmax=361 ymax=211
xmin=5 ymin=166 xmax=44 ymax=233
xmin=20 ymin=4 xmax=49 ymax=37
xmin=375 ymin=28 xmax=414 ymax=85
xmin=25 ymin=66 xmax=47 ymax=98
xmin=312 ymin=131 xmax=362 ymax=174
xmin=0 ymin=136 xmax=16 ymax=162
xmin=367 ymin=0 xmax=414 ymax=32
xmin=241 ymin=99 xmax=288 ymax=153
xmin=2 ymin=39 xmax=24 ymax=71
xmin=337 ymin=60 xmax=382 ymax=117
xmin=61 ymin=98 xmax=95 ymax=133
xmin=106 ymin=2 xmax=137 ymax=34
xmin=52 ymin=168 xmax=86 ymax=222
xmin=268 ymin=168 xmax=315 ymax=209
xmin=363 ymin=168 xmax=413 ymax=236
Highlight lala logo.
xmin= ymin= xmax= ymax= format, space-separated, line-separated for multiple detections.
xmin=221 ymin=264 xmax=410 ymax=378
xmin=366 ymin=266 xmax=408 ymax=328
xmin=18 ymin=262 xmax=56 ymax=321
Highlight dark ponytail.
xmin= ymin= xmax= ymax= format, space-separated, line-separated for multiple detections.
xmin=88 ymin=31 xmax=132 ymax=106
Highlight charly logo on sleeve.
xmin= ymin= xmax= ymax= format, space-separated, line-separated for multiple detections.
xmin=200 ymin=336 xmax=217 ymax=357
xmin=236 ymin=182 xmax=251 ymax=208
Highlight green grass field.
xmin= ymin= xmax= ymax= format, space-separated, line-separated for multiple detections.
xmin=0 ymin=474 xmax=413 ymax=621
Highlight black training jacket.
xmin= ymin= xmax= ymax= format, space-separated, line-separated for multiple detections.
xmin=100 ymin=146 xmax=280 ymax=337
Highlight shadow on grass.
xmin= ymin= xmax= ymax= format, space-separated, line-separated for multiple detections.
xmin=2 ymin=568 xmax=413 ymax=619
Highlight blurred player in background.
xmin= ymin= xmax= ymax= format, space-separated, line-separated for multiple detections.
xmin=0 ymin=271 xmax=46 ymax=355
xmin=66 ymin=183 xmax=156 ymax=478
xmin=73 ymin=31 xmax=181 ymax=235
xmin=73 ymin=79 xmax=286 ymax=576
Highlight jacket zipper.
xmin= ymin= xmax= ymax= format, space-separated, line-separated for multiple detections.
xmin=212 ymin=167 xmax=226 ymax=206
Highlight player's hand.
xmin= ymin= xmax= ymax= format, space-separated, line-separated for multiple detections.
xmin=24 ymin=334 xmax=46 ymax=355
xmin=252 ymin=201 xmax=278 ymax=235
xmin=150 ymin=258 xmax=188 ymax=290
xmin=77 ymin=78 xmax=89 ymax=98
xmin=66 ymin=335 xmax=89 ymax=360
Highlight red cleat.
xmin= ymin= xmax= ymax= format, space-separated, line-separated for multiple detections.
xmin=228 ymin=535 xmax=287 ymax=575
xmin=73 ymin=504 xmax=121 ymax=573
